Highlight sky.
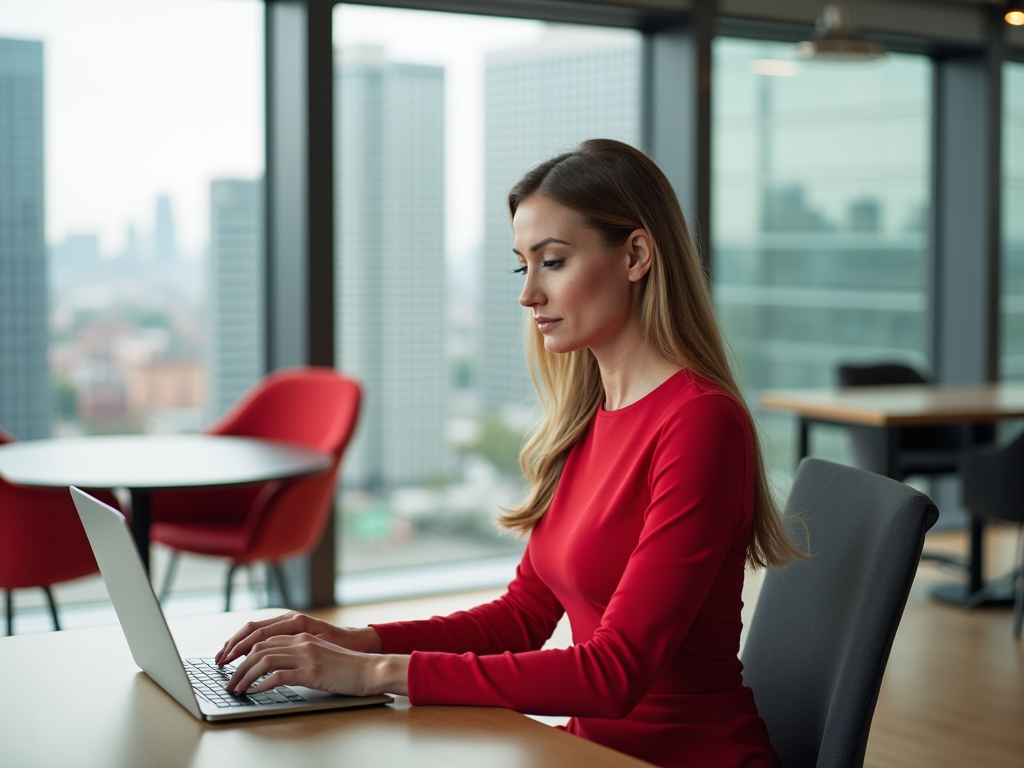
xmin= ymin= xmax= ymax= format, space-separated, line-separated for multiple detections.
xmin=0 ymin=0 xmax=545 ymax=261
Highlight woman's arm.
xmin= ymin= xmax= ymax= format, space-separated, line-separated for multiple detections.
xmin=404 ymin=394 xmax=752 ymax=718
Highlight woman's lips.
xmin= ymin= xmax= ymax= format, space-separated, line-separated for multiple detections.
xmin=535 ymin=317 xmax=561 ymax=333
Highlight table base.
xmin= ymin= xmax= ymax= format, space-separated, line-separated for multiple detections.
xmin=930 ymin=582 xmax=1016 ymax=609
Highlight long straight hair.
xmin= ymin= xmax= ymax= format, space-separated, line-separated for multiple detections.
xmin=498 ymin=139 xmax=799 ymax=569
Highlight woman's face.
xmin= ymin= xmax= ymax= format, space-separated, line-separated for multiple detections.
xmin=512 ymin=194 xmax=650 ymax=357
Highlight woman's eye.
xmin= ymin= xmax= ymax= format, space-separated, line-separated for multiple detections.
xmin=512 ymin=265 xmax=527 ymax=275
xmin=542 ymin=259 xmax=565 ymax=269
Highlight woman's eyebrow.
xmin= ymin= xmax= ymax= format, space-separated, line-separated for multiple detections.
xmin=512 ymin=237 xmax=572 ymax=256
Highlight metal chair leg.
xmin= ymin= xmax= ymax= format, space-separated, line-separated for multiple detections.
xmin=245 ymin=564 xmax=260 ymax=608
xmin=159 ymin=552 xmax=180 ymax=603
xmin=1014 ymin=528 xmax=1024 ymax=639
xmin=270 ymin=563 xmax=291 ymax=608
xmin=225 ymin=563 xmax=240 ymax=612
xmin=5 ymin=590 xmax=11 ymax=636
xmin=43 ymin=587 xmax=61 ymax=631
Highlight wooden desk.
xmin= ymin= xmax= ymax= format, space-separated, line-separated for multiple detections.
xmin=0 ymin=610 xmax=651 ymax=768
xmin=0 ymin=435 xmax=330 ymax=574
xmin=760 ymin=383 xmax=1024 ymax=605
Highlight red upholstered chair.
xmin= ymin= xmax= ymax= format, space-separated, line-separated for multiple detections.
xmin=0 ymin=428 xmax=121 ymax=635
xmin=150 ymin=367 xmax=361 ymax=609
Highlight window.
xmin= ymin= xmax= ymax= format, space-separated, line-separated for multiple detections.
xmin=1001 ymin=61 xmax=1024 ymax=380
xmin=711 ymin=38 xmax=933 ymax=481
xmin=332 ymin=5 xmax=641 ymax=587
xmin=0 ymin=0 xmax=263 ymax=617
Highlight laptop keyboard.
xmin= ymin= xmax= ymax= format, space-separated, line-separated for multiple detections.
xmin=184 ymin=658 xmax=307 ymax=708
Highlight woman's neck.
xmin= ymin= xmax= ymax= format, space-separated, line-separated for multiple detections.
xmin=592 ymin=330 xmax=685 ymax=410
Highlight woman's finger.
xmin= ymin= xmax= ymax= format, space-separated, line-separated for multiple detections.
xmin=218 ymin=612 xmax=308 ymax=665
xmin=229 ymin=651 xmax=300 ymax=694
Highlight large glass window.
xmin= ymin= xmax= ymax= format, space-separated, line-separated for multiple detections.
xmin=332 ymin=5 xmax=641 ymax=586
xmin=1001 ymin=62 xmax=1024 ymax=380
xmin=712 ymin=39 xmax=932 ymax=482
xmin=0 ymin=0 xmax=264 ymax=621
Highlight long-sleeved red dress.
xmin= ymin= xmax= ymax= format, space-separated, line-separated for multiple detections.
xmin=371 ymin=369 xmax=779 ymax=768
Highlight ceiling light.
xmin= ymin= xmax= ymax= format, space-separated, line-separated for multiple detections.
xmin=796 ymin=2 xmax=886 ymax=62
xmin=1007 ymin=1 xmax=1024 ymax=26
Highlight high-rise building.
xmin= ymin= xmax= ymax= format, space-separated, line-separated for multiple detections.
xmin=335 ymin=46 xmax=447 ymax=489
xmin=0 ymin=38 xmax=50 ymax=439
xmin=154 ymin=194 xmax=177 ymax=262
xmin=206 ymin=178 xmax=264 ymax=422
xmin=480 ymin=28 xmax=642 ymax=415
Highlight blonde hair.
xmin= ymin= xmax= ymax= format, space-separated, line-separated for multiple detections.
xmin=497 ymin=139 xmax=800 ymax=569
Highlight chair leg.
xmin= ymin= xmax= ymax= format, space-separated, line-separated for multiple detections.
xmin=159 ymin=552 xmax=180 ymax=603
xmin=1014 ymin=528 xmax=1024 ymax=639
xmin=5 ymin=590 xmax=11 ymax=636
xmin=245 ymin=564 xmax=260 ymax=608
xmin=43 ymin=587 xmax=61 ymax=631
xmin=225 ymin=563 xmax=240 ymax=612
xmin=270 ymin=563 xmax=292 ymax=609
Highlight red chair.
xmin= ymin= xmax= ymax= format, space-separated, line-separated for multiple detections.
xmin=150 ymin=367 xmax=361 ymax=609
xmin=0 ymin=428 xmax=121 ymax=635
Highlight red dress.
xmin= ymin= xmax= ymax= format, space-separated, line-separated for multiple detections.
xmin=371 ymin=369 xmax=779 ymax=768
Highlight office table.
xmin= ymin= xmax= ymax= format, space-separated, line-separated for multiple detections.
xmin=0 ymin=609 xmax=651 ymax=768
xmin=0 ymin=435 xmax=331 ymax=574
xmin=760 ymin=383 xmax=1024 ymax=606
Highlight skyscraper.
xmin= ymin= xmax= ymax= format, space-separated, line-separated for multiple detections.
xmin=154 ymin=194 xmax=177 ymax=262
xmin=480 ymin=28 xmax=642 ymax=414
xmin=0 ymin=38 xmax=51 ymax=439
xmin=335 ymin=46 xmax=447 ymax=489
xmin=206 ymin=178 xmax=264 ymax=422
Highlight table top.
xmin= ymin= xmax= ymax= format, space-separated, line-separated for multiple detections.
xmin=0 ymin=610 xmax=650 ymax=768
xmin=0 ymin=434 xmax=331 ymax=490
xmin=759 ymin=382 xmax=1024 ymax=426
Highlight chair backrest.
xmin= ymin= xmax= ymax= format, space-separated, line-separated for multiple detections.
xmin=741 ymin=458 xmax=938 ymax=768
xmin=220 ymin=368 xmax=363 ymax=562
xmin=0 ymin=429 xmax=106 ymax=589
xmin=210 ymin=367 xmax=361 ymax=460
xmin=835 ymin=363 xmax=929 ymax=387
xmin=961 ymin=428 xmax=1024 ymax=525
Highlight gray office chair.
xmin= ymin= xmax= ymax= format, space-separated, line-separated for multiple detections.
xmin=835 ymin=362 xmax=985 ymax=480
xmin=742 ymin=458 xmax=938 ymax=768
xmin=960 ymin=430 xmax=1024 ymax=636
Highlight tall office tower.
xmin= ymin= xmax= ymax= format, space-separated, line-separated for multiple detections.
xmin=154 ymin=195 xmax=177 ymax=262
xmin=480 ymin=28 xmax=641 ymax=415
xmin=335 ymin=46 xmax=447 ymax=489
xmin=206 ymin=178 xmax=264 ymax=422
xmin=0 ymin=38 xmax=51 ymax=440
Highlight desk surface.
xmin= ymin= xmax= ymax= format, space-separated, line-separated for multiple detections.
xmin=759 ymin=383 xmax=1024 ymax=426
xmin=0 ymin=434 xmax=330 ymax=489
xmin=0 ymin=610 xmax=651 ymax=768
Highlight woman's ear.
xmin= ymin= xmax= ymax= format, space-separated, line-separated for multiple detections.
xmin=626 ymin=229 xmax=654 ymax=283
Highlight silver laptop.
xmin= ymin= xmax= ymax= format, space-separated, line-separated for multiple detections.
xmin=70 ymin=486 xmax=393 ymax=722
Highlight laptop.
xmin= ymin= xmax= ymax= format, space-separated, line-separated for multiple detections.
xmin=70 ymin=486 xmax=393 ymax=722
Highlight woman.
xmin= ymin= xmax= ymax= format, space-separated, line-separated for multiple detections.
xmin=217 ymin=139 xmax=799 ymax=767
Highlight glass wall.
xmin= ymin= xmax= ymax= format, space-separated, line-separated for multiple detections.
xmin=0 ymin=0 xmax=264 ymax=617
xmin=1001 ymin=62 xmax=1024 ymax=380
xmin=712 ymin=39 xmax=933 ymax=484
xmin=332 ymin=5 xmax=641 ymax=577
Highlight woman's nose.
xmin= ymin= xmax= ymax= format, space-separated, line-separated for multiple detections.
xmin=519 ymin=274 xmax=541 ymax=307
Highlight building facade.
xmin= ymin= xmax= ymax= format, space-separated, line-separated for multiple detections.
xmin=0 ymin=38 xmax=50 ymax=439
xmin=206 ymin=178 xmax=264 ymax=422
xmin=335 ymin=46 xmax=447 ymax=489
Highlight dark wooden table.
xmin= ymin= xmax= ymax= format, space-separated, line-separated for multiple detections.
xmin=760 ymin=383 xmax=1024 ymax=606
xmin=0 ymin=434 xmax=330 ymax=574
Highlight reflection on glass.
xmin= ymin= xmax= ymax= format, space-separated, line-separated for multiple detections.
xmin=332 ymin=5 xmax=641 ymax=575
xmin=1001 ymin=63 xmax=1024 ymax=380
xmin=712 ymin=39 xmax=932 ymax=484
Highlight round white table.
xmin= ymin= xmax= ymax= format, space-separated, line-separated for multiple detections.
xmin=0 ymin=434 xmax=332 ymax=574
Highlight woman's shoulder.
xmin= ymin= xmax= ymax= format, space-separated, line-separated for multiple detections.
xmin=657 ymin=369 xmax=751 ymax=437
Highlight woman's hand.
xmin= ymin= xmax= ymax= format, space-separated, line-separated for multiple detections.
xmin=215 ymin=611 xmax=383 ymax=667
xmin=223 ymin=633 xmax=409 ymax=697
